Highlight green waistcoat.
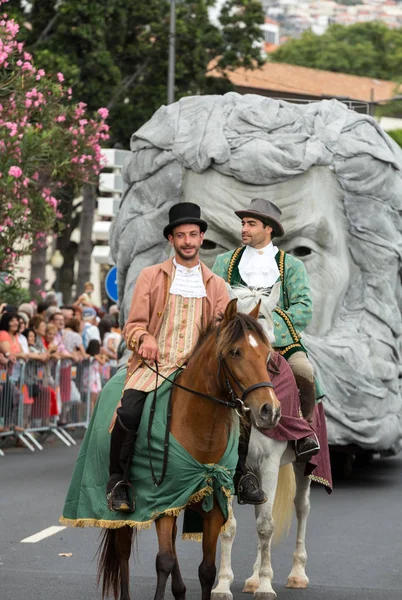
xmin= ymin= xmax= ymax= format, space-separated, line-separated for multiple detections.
xmin=212 ymin=247 xmax=313 ymax=359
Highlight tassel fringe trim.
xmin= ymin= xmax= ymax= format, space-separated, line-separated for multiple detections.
xmin=59 ymin=486 xmax=233 ymax=535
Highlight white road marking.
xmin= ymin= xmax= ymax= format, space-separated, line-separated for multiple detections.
xmin=21 ymin=526 xmax=66 ymax=543
xmin=249 ymin=334 xmax=258 ymax=348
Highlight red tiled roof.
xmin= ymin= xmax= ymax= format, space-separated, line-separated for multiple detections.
xmin=264 ymin=42 xmax=279 ymax=54
xmin=208 ymin=61 xmax=400 ymax=103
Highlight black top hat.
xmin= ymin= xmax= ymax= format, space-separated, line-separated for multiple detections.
xmin=163 ymin=202 xmax=208 ymax=239
xmin=234 ymin=198 xmax=284 ymax=238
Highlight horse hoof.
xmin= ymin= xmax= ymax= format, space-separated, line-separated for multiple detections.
xmin=211 ymin=592 xmax=233 ymax=600
xmin=286 ymin=576 xmax=309 ymax=589
xmin=253 ymin=592 xmax=277 ymax=600
xmin=243 ymin=579 xmax=260 ymax=593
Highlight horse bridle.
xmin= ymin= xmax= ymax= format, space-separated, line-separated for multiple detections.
xmin=144 ymin=334 xmax=275 ymax=487
xmin=218 ymin=352 xmax=274 ymax=416
xmin=143 ymin=351 xmax=274 ymax=416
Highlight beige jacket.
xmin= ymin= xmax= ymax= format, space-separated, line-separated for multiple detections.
xmin=123 ymin=258 xmax=230 ymax=379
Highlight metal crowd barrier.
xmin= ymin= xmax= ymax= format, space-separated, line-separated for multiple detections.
xmin=0 ymin=357 xmax=111 ymax=455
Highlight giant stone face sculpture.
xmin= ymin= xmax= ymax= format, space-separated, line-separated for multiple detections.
xmin=110 ymin=93 xmax=402 ymax=455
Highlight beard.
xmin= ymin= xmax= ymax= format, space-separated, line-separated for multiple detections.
xmin=174 ymin=245 xmax=199 ymax=262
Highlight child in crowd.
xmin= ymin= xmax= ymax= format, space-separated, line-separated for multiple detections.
xmin=86 ymin=339 xmax=106 ymax=413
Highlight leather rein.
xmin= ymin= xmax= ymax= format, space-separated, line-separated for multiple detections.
xmin=143 ymin=351 xmax=274 ymax=414
xmin=143 ymin=348 xmax=274 ymax=487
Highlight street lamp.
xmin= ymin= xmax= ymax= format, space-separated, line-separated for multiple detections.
xmin=168 ymin=0 xmax=176 ymax=105
xmin=50 ymin=249 xmax=64 ymax=295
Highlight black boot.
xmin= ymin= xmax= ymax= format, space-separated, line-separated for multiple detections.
xmin=106 ymin=417 xmax=136 ymax=512
xmin=236 ymin=472 xmax=267 ymax=505
xmin=106 ymin=477 xmax=134 ymax=512
xmin=294 ymin=376 xmax=320 ymax=463
xmin=235 ymin=417 xmax=267 ymax=505
xmin=295 ymin=434 xmax=320 ymax=463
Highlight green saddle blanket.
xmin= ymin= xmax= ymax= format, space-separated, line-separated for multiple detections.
xmin=61 ymin=368 xmax=238 ymax=533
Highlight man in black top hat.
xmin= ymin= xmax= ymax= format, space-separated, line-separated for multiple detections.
xmin=107 ymin=202 xmax=230 ymax=512
xmin=213 ymin=198 xmax=320 ymax=505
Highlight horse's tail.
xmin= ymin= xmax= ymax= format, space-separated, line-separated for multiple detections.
xmin=97 ymin=527 xmax=136 ymax=599
xmin=272 ymin=463 xmax=296 ymax=545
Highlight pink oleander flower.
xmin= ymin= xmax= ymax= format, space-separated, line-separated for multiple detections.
xmin=8 ymin=165 xmax=22 ymax=177
xmin=98 ymin=107 xmax=109 ymax=120
xmin=57 ymin=72 xmax=64 ymax=82
xmin=33 ymin=278 xmax=42 ymax=285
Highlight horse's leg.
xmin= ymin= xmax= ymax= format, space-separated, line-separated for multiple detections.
xmin=154 ymin=515 xmax=177 ymax=600
xmin=200 ymin=502 xmax=225 ymax=600
xmin=286 ymin=462 xmax=311 ymax=589
xmin=249 ymin=462 xmax=281 ymax=600
xmin=243 ymin=539 xmax=261 ymax=594
xmin=211 ymin=501 xmax=236 ymax=600
xmin=171 ymin=517 xmax=187 ymax=600
xmin=116 ymin=526 xmax=133 ymax=600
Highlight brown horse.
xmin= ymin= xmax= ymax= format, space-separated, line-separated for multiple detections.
xmin=97 ymin=299 xmax=281 ymax=600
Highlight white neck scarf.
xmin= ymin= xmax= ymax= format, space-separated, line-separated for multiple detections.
xmin=238 ymin=242 xmax=280 ymax=288
xmin=169 ymin=258 xmax=207 ymax=298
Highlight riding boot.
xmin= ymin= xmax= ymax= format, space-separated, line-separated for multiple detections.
xmin=106 ymin=416 xmax=137 ymax=512
xmin=294 ymin=376 xmax=320 ymax=463
xmin=235 ymin=417 xmax=267 ymax=505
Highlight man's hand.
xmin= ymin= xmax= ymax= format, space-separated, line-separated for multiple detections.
xmin=138 ymin=333 xmax=160 ymax=364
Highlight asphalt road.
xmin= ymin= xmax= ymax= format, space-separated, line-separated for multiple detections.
xmin=1 ymin=435 xmax=402 ymax=600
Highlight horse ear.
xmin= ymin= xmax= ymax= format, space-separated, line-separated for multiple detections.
xmin=222 ymin=298 xmax=238 ymax=326
xmin=248 ymin=300 xmax=261 ymax=320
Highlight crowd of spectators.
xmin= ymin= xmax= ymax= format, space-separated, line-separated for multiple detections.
xmin=0 ymin=283 xmax=121 ymax=434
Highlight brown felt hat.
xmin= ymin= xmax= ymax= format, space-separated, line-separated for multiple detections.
xmin=235 ymin=198 xmax=284 ymax=238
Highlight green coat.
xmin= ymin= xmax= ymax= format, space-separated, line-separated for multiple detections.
xmin=212 ymin=247 xmax=313 ymax=357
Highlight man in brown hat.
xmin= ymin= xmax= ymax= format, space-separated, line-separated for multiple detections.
xmin=107 ymin=202 xmax=230 ymax=511
xmin=213 ymin=198 xmax=320 ymax=503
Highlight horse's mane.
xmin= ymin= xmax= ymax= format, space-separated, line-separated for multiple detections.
xmin=189 ymin=312 xmax=270 ymax=362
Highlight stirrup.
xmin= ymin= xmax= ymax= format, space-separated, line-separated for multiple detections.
xmin=107 ymin=480 xmax=135 ymax=513
xmin=237 ymin=473 xmax=267 ymax=506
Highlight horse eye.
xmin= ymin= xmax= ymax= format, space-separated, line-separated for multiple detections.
xmin=230 ymin=348 xmax=239 ymax=357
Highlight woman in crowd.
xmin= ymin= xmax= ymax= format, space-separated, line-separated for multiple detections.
xmin=0 ymin=313 xmax=26 ymax=431
xmin=99 ymin=314 xmax=121 ymax=378
xmin=17 ymin=314 xmax=30 ymax=354
xmin=0 ymin=312 xmax=26 ymax=363
xmin=31 ymin=315 xmax=47 ymax=353
xmin=62 ymin=317 xmax=87 ymax=360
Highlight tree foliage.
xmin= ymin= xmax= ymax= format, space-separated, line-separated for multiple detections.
xmin=7 ymin=0 xmax=265 ymax=146
xmin=0 ymin=5 xmax=109 ymax=274
xmin=272 ymin=21 xmax=402 ymax=81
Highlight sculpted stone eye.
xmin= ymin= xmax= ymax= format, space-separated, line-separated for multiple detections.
xmin=201 ymin=239 xmax=217 ymax=250
xmin=291 ymin=246 xmax=312 ymax=257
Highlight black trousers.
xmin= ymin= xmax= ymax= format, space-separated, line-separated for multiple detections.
xmin=109 ymin=388 xmax=147 ymax=483
xmin=237 ymin=416 xmax=252 ymax=476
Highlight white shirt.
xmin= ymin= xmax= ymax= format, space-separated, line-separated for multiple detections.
xmin=169 ymin=258 xmax=207 ymax=298
xmin=238 ymin=242 xmax=280 ymax=288
xmin=82 ymin=322 xmax=101 ymax=350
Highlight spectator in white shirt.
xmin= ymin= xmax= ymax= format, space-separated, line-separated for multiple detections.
xmin=82 ymin=307 xmax=101 ymax=350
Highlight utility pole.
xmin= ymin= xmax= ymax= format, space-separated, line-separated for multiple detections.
xmin=167 ymin=0 xmax=176 ymax=105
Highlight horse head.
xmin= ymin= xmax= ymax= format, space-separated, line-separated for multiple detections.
xmin=226 ymin=282 xmax=280 ymax=344
xmin=217 ymin=299 xmax=281 ymax=429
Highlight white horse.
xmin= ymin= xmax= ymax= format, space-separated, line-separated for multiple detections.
xmin=212 ymin=284 xmax=312 ymax=600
